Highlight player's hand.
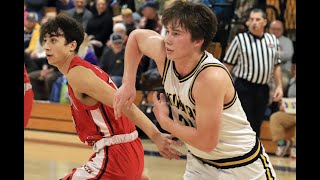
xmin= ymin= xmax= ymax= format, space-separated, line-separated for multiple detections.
xmin=152 ymin=92 xmax=170 ymax=130
xmin=152 ymin=133 xmax=183 ymax=160
xmin=113 ymin=83 xmax=136 ymax=119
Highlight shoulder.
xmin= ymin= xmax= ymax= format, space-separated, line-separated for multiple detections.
xmin=280 ymin=36 xmax=293 ymax=43
xmin=196 ymin=65 xmax=229 ymax=87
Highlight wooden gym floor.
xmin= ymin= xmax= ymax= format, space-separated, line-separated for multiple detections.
xmin=24 ymin=129 xmax=296 ymax=180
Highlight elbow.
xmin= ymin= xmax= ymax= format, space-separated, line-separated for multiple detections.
xmin=198 ymin=140 xmax=218 ymax=153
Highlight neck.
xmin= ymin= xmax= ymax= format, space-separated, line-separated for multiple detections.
xmin=250 ymin=30 xmax=264 ymax=37
xmin=76 ymin=8 xmax=84 ymax=14
xmin=174 ymin=51 xmax=203 ymax=77
xmin=57 ymin=52 xmax=76 ymax=74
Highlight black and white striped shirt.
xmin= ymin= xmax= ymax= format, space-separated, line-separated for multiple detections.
xmin=223 ymin=31 xmax=281 ymax=85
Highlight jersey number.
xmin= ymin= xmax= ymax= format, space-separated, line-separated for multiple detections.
xmin=178 ymin=114 xmax=194 ymax=127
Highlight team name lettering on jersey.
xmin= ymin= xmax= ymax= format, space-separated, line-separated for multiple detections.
xmin=166 ymin=92 xmax=196 ymax=120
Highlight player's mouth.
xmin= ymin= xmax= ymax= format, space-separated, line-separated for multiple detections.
xmin=166 ymin=48 xmax=173 ymax=53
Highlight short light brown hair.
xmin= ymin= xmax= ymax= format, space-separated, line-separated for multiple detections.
xmin=121 ymin=8 xmax=132 ymax=16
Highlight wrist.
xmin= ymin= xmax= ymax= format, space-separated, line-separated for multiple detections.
xmin=149 ymin=130 xmax=161 ymax=142
xmin=160 ymin=115 xmax=172 ymax=132
xmin=122 ymin=78 xmax=135 ymax=87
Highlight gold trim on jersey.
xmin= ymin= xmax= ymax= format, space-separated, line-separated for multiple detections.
xmin=161 ymin=58 xmax=171 ymax=85
xmin=172 ymin=53 xmax=207 ymax=83
xmin=260 ymin=153 xmax=275 ymax=180
xmin=192 ymin=138 xmax=275 ymax=179
xmin=223 ymin=92 xmax=237 ymax=109
xmin=188 ymin=63 xmax=236 ymax=110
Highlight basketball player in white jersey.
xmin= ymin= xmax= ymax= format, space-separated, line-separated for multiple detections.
xmin=114 ymin=1 xmax=277 ymax=179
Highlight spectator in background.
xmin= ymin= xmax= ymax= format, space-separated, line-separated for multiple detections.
xmin=121 ymin=7 xmax=137 ymax=36
xmin=269 ymin=63 xmax=296 ymax=158
xmin=138 ymin=1 xmax=162 ymax=34
xmin=24 ymin=12 xmax=41 ymax=54
xmin=29 ymin=62 xmax=63 ymax=100
xmin=137 ymin=1 xmax=163 ymax=88
xmin=25 ymin=0 xmax=48 ymax=21
xmin=86 ymin=0 xmax=113 ymax=58
xmin=56 ymin=0 xmax=74 ymax=13
xmin=66 ymin=0 xmax=93 ymax=29
xmin=223 ymin=8 xmax=283 ymax=137
xmin=269 ymin=20 xmax=294 ymax=92
xmin=106 ymin=22 xmax=128 ymax=47
xmin=99 ymin=32 xmax=125 ymax=87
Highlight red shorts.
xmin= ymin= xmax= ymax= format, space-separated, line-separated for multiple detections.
xmin=62 ymin=138 xmax=144 ymax=180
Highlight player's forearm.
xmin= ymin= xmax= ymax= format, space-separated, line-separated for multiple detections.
xmin=122 ymin=30 xmax=144 ymax=86
xmin=124 ymin=105 xmax=161 ymax=141
xmin=162 ymin=117 xmax=217 ymax=153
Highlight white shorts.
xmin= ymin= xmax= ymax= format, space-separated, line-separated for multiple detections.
xmin=184 ymin=139 xmax=277 ymax=180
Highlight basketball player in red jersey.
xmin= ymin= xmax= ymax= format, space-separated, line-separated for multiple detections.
xmin=40 ymin=15 xmax=181 ymax=180
xmin=24 ymin=65 xmax=33 ymax=128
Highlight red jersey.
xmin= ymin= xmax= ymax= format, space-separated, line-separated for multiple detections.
xmin=24 ymin=65 xmax=30 ymax=83
xmin=67 ymin=56 xmax=137 ymax=145
xmin=24 ymin=65 xmax=33 ymax=128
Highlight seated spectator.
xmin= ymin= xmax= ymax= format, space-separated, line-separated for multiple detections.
xmin=269 ymin=20 xmax=294 ymax=92
xmin=106 ymin=22 xmax=128 ymax=47
xmin=269 ymin=66 xmax=296 ymax=158
xmin=85 ymin=0 xmax=113 ymax=58
xmin=56 ymin=0 xmax=75 ymax=14
xmin=99 ymin=32 xmax=125 ymax=87
xmin=29 ymin=62 xmax=63 ymax=100
xmin=24 ymin=12 xmax=41 ymax=54
xmin=138 ymin=1 xmax=162 ymax=34
xmin=25 ymin=0 xmax=48 ymax=20
xmin=66 ymin=0 xmax=93 ymax=29
xmin=266 ymin=20 xmax=295 ymax=118
xmin=121 ymin=7 xmax=138 ymax=35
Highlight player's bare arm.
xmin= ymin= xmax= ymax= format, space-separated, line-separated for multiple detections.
xmin=123 ymin=29 xmax=167 ymax=83
xmin=114 ymin=29 xmax=166 ymax=118
xmin=153 ymin=67 xmax=230 ymax=153
xmin=67 ymin=66 xmax=182 ymax=159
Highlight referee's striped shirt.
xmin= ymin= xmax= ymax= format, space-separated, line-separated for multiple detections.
xmin=223 ymin=31 xmax=281 ymax=85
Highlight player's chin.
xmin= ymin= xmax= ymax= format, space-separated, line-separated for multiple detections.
xmin=166 ymin=54 xmax=174 ymax=60
xmin=46 ymin=58 xmax=56 ymax=66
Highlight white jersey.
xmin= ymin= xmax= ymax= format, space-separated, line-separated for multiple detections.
xmin=162 ymin=51 xmax=257 ymax=160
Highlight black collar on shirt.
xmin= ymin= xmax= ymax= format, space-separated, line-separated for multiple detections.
xmin=247 ymin=31 xmax=265 ymax=40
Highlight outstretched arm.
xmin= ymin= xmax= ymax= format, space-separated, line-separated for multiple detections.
xmin=67 ymin=66 xmax=182 ymax=159
xmin=113 ymin=29 xmax=167 ymax=119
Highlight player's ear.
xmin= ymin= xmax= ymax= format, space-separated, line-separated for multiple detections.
xmin=70 ymin=40 xmax=77 ymax=52
xmin=194 ymin=39 xmax=204 ymax=48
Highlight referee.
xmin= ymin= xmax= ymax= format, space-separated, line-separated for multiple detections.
xmin=223 ymin=8 xmax=283 ymax=137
